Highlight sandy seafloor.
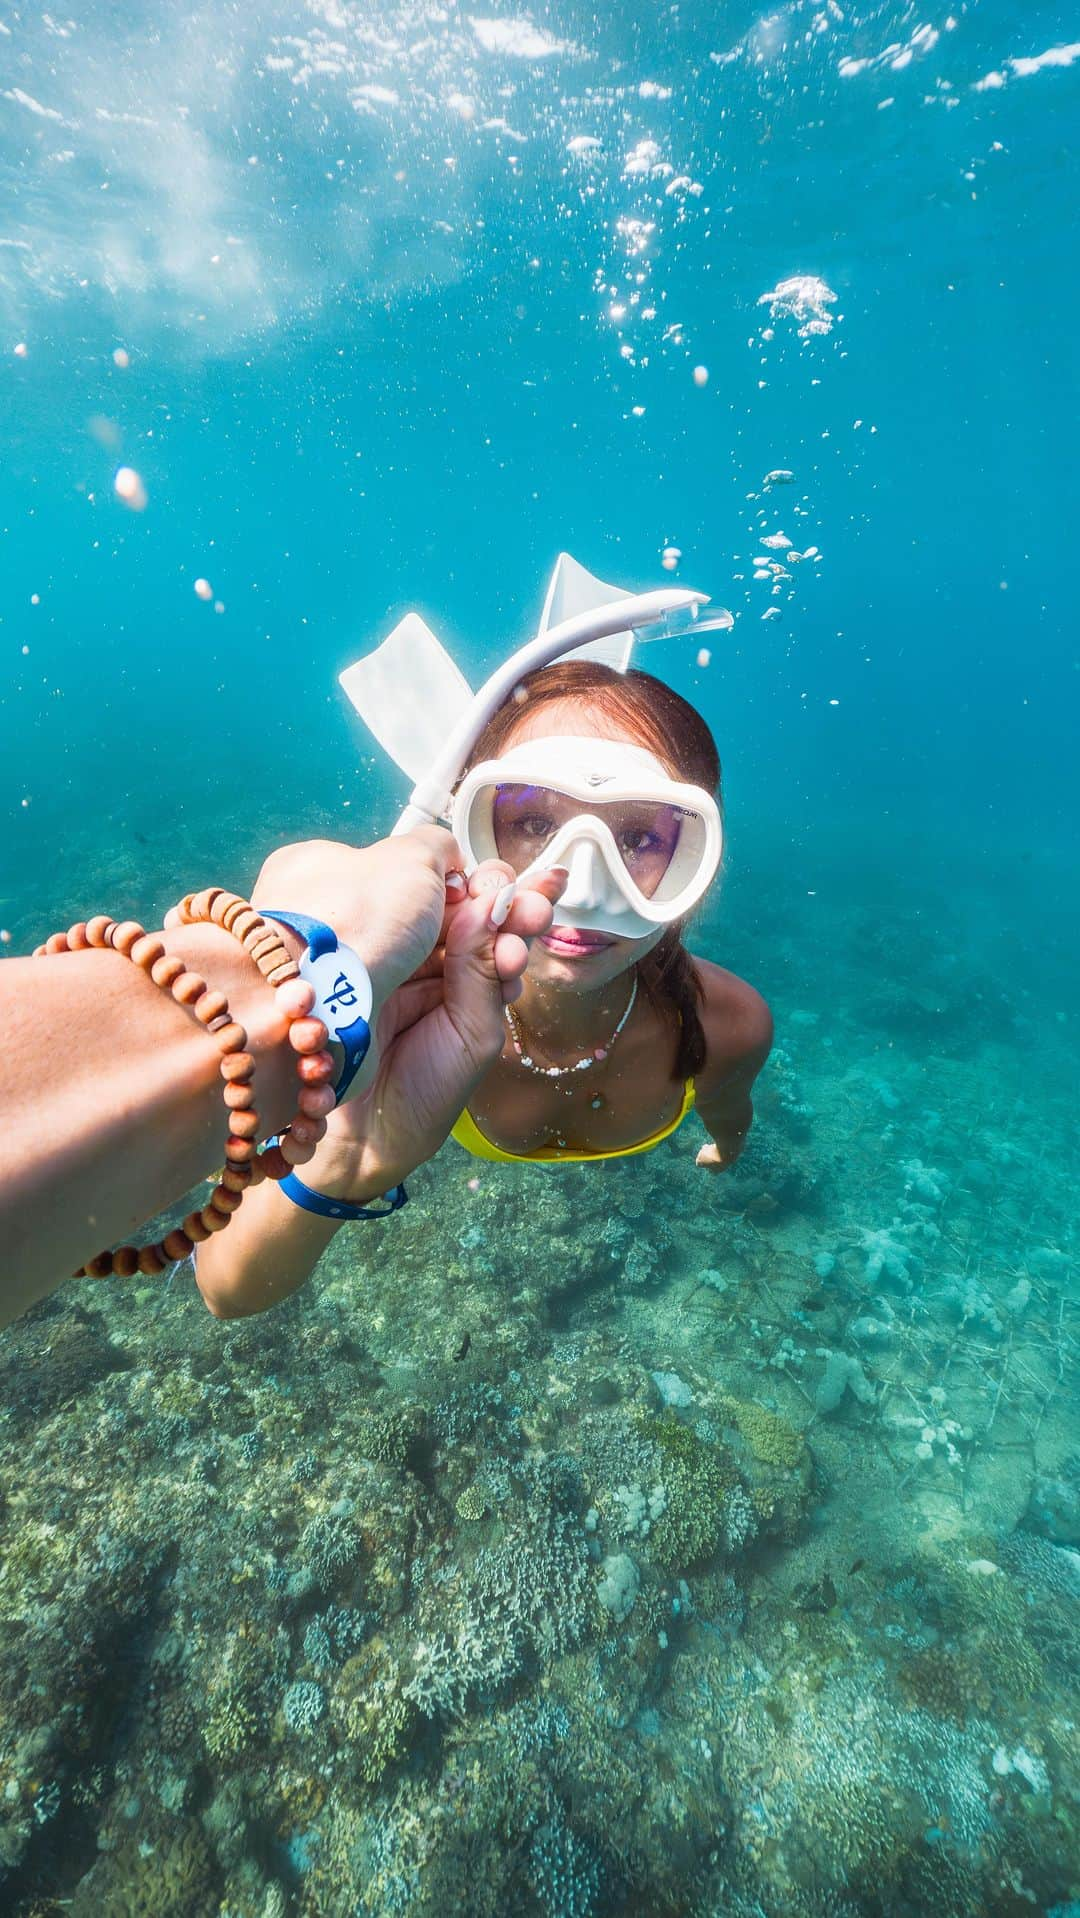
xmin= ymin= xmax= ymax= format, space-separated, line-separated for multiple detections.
xmin=0 ymin=804 xmax=1077 ymax=1918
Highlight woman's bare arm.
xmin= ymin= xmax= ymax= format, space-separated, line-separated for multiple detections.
xmin=192 ymin=1131 xmax=379 ymax=1320
xmin=691 ymin=962 xmax=774 ymax=1171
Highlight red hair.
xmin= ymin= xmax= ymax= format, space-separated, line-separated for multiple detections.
xmin=463 ymin=661 xmax=722 ymax=1079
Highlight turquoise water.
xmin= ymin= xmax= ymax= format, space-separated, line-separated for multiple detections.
xmin=2 ymin=3 xmax=1079 ymax=1913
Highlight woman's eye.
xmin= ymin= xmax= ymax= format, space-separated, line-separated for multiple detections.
xmin=621 ymin=828 xmax=659 ymax=856
xmin=517 ymin=814 xmax=554 ymax=838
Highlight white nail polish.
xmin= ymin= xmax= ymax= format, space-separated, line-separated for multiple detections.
xmin=490 ymin=881 xmax=516 ymax=927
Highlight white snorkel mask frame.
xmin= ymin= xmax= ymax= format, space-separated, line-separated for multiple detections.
xmin=452 ymin=735 xmax=723 ymax=939
xmin=338 ymin=552 xmax=732 ymax=935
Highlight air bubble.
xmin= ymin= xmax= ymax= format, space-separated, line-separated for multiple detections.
xmin=114 ymin=466 xmax=147 ymax=511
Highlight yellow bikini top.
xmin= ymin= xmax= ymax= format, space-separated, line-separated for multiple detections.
xmin=450 ymin=1080 xmax=696 ymax=1165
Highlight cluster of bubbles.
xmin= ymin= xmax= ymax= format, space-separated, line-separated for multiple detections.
xmin=722 ymin=468 xmax=826 ymax=629
xmin=574 ymin=98 xmax=709 ymax=400
xmin=756 ymin=275 xmax=839 ymax=342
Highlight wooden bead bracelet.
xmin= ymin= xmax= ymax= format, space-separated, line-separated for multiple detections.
xmin=33 ymin=888 xmax=337 ymax=1279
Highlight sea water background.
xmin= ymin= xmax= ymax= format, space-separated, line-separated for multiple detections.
xmin=3 ymin=0 xmax=1077 ymax=935
xmin=1 ymin=4 xmax=1079 ymax=1914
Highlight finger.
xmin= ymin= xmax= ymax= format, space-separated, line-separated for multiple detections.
xmin=523 ymin=866 xmax=568 ymax=904
xmin=492 ymin=930 xmax=529 ymax=982
xmin=500 ymin=888 xmax=556 ymax=942
xmin=479 ymin=864 xmax=565 ymax=930
xmin=436 ymin=874 xmax=468 ymax=948
xmin=439 ymin=890 xmax=527 ymax=1059
xmin=468 ymin=858 xmax=515 ymax=898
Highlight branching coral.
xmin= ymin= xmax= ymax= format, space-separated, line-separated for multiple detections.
xmin=282 ymin=1680 xmax=326 ymax=1734
xmin=405 ymin=1616 xmax=521 ymax=1719
xmin=298 ymin=1511 xmax=363 ymax=1591
xmin=203 ymin=1680 xmax=261 ymax=1762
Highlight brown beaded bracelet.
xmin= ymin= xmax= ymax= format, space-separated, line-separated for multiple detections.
xmin=33 ymin=888 xmax=337 ymax=1279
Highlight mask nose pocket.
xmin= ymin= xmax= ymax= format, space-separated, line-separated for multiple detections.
xmin=558 ymin=836 xmax=607 ymax=911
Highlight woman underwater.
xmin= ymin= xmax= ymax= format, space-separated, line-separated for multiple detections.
xmin=196 ymin=655 xmax=772 ymax=1319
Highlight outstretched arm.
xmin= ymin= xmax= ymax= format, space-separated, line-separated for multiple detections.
xmin=0 ymin=830 xmax=478 ymax=1325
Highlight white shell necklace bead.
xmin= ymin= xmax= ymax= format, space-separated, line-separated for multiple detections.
xmin=504 ymin=976 xmax=638 ymax=1078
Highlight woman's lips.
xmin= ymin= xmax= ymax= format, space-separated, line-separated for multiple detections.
xmin=540 ymin=925 xmax=615 ymax=956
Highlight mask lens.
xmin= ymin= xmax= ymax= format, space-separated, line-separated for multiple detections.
xmin=490 ymin=783 xmax=688 ymax=898
xmin=491 ymin=784 xmax=579 ymax=872
xmin=601 ymin=799 xmax=683 ymax=897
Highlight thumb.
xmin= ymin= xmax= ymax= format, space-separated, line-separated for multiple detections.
xmin=441 ymin=875 xmax=558 ymax=1060
xmin=440 ymin=890 xmax=518 ymax=1063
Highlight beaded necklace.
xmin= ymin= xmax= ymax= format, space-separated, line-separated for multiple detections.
xmin=503 ymin=975 xmax=638 ymax=1083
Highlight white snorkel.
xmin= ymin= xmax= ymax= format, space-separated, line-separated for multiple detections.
xmin=339 ymin=552 xmax=733 ymax=833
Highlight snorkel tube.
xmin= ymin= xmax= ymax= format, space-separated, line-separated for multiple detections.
xmin=395 ymin=588 xmax=714 ymax=831
xmin=338 ymin=554 xmax=734 ymax=831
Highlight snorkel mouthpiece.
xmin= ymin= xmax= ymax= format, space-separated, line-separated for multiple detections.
xmin=637 ymin=602 xmax=735 ymax=643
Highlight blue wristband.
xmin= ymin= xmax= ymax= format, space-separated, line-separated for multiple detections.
xmin=257 ymin=908 xmax=372 ymax=1103
xmin=266 ymin=1127 xmax=410 ymax=1219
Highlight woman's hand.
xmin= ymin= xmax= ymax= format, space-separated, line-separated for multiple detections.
xmin=696 ymin=1141 xmax=729 ymax=1171
xmin=288 ymin=859 xmax=564 ymax=1198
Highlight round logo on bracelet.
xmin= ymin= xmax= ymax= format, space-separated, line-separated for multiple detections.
xmin=301 ymin=942 xmax=373 ymax=1102
xmin=256 ymin=912 xmax=374 ymax=1103
xmin=301 ymin=942 xmax=373 ymax=1027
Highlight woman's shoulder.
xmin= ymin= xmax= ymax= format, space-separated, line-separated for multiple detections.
xmin=688 ymin=955 xmax=773 ymax=1086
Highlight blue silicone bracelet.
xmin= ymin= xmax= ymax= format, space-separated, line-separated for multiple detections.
xmin=267 ymin=1139 xmax=408 ymax=1221
xmin=279 ymin=1171 xmax=408 ymax=1222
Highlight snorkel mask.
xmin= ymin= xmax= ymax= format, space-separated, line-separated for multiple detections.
xmin=453 ymin=736 xmax=722 ymax=939
xmin=338 ymin=552 xmax=732 ymax=937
